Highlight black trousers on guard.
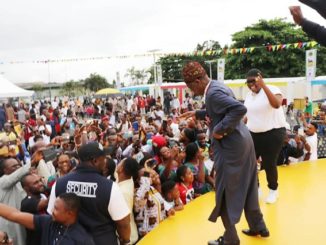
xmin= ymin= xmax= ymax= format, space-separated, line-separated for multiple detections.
xmin=250 ymin=128 xmax=286 ymax=190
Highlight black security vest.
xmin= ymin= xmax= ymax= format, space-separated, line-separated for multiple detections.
xmin=55 ymin=165 xmax=118 ymax=245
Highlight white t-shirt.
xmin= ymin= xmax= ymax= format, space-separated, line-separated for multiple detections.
xmin=244 ymin=85 xmax=286 ymax=133
xmin=305 ymin=133 xmax=318 ymax=161
xmin=152 ymin=110 xmax=164 ymax=126
xmin=47 ymin=182 xmax=130 ymax=221
xmin=170 ymin=123 xmax=180 ymax=140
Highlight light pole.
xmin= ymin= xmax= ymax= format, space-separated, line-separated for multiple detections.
xmin=148 ymin=49 xmax=161 ymax=98
xmin=148 ymin=49 xmax=161 ymax=83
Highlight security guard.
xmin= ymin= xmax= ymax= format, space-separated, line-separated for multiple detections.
xmin=48 ymin=142 xmax=131 ymax=245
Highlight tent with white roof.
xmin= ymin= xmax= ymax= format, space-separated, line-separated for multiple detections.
xmin=0 ymin=75 xmax=34 ymax=98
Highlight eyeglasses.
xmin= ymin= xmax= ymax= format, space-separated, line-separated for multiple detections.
xmin=1 ymin=232 xmax=9 ymax=244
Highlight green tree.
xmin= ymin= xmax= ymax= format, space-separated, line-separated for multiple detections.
xmin=158 ymin=40 xmax=222 ymax=81
xmin=225 ymin=18 xmax=320 ymax=79
xmin=157 ymin=19 xmax=326 ymax=81
xmin=84 ymin=73 xmax=109 ymax=92
xmin=111 ymin=80 xmax=116 ymax=88
xmin=61 ymin=80 xmax=76 ymax=97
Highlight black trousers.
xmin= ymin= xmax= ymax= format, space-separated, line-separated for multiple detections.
xmin=250 ymin=128 xmax=286 ymax=190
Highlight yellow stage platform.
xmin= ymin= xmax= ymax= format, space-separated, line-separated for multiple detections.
xmin=138 ymin=159 xmax=326 ymax=245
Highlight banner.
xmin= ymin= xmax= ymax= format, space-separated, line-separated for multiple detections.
xmin=306 ymin=49 xmax=317 ymax=81
xmin=306 ymin=49 xmax=317 ymax=99
xmin=217 ymin=59 xmax=225 ymax=82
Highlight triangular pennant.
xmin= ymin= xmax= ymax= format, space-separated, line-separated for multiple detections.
xmin=277 ymin=44 xmax=282 ymax=50
xmin=250 ymin=47 xmax=255 ymax=53
xmin=294 ymin=43 xmax=299 ymax=48
xmin=311 ymin=41 xmax=318 ymax=47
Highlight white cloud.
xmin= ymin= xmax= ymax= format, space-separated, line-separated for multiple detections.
xmin=0 ymin=0 xmax=325 ymax=83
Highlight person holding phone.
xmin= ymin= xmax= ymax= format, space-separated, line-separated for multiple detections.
xmin=0 ymin=155 xmax=40 ymax=245
xmin=244 ymin=69 xmax=286 ymax=204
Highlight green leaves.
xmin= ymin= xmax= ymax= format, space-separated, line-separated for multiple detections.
xmin=84 ymin=73 xmax=109 ymax=92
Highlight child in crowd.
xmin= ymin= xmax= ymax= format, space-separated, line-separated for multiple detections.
xmin=161 ymin=180 xmax=184 ymax=212
xmin=176 ymin=165 xmax=195 ymax=205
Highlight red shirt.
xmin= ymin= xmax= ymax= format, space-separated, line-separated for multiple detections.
xmin=177 ymin=183 xmax=195 ymax=205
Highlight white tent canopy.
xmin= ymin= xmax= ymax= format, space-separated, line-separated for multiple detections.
xmin=0 ymin=75 xmax=34 ymax=98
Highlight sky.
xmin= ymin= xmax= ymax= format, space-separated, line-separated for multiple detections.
xmin=0 ymin=0 xmax=325 ymax=84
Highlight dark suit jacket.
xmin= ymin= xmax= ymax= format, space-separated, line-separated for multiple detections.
xmin=299 ymin=0 xmax=326 ymax=46
xmin=198 ymin=80 xmax=260 ymax=225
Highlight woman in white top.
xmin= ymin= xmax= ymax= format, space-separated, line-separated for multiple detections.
xmin=244 ymin=69 xmax=286 ymax=204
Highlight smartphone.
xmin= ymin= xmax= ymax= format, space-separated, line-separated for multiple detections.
xmin=42 ymin=148 xmax=59 ymax=162
xmin=132 ymin=121 xmax=139 ymax=132
xmin=298 ymin=128 xmax=305 ymax=136
xmin=288 ymin=134 xmax=296 ymax=139
xmin=162 ymin=120 xmax=167 ymax=131
xmin=147 ymin=159 xmax=157 ymax=168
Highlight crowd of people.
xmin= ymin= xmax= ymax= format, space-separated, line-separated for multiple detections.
xmin=0 ymin=91 xmax=215 ymax=245
xmin=0 ymin=74 xmax=322 ymax=244
xmin=0 ymin=1 xmax=325 ymax=245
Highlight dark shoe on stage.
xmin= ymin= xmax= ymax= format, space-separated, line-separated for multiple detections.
xmin=242 ymin=228 xmax=270 ymax=237
xmin=208 ymin=236 xmax=240 ymax=245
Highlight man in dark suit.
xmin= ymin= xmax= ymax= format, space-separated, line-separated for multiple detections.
xmin=180 ymin=62 xmax=268 ymax=245
xmin=290 ymin=0 xmax=326 ymax=46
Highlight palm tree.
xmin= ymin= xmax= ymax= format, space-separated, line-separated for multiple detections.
xmin=125 ymin=67 xmax=148 ymax=85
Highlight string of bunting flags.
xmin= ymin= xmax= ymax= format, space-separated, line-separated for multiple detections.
xmin=0 ymin=41 xmax=319 ymax=65
xmin=189 ymin=40 xmax=319 ymax=56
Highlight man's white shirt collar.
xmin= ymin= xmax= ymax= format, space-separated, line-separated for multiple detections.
xmin=203 ymin=80 xmax=212 ymax=101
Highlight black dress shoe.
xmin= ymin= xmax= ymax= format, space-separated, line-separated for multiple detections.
xmin=208 ymin=236 xmax=240 ymax=245
xmin=242 ymin=228 xmax=270 ymax=237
